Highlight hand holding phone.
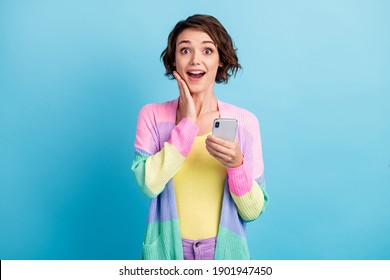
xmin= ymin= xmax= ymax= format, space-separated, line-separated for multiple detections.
xmin=212 ymin=118 xmax=237 ymax=142
xmin=208 ymin=118 xmax=243 ymax=167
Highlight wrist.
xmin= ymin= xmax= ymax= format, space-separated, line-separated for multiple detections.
xmin=234 ymin=155 xmax=244 ymax=168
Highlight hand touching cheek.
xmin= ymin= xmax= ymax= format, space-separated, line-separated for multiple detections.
xmin=173 ymin=71 xmax=197 ymax=123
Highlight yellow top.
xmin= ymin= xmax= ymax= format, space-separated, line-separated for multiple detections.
xmin=173 ymin=133 xmax=227 ymax=240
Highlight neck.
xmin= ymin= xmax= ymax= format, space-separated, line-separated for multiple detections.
xmin=191 ymin=90 xmax=218 ymax=117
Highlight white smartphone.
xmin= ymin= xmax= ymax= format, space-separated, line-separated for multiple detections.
xmin=212 ymin=118 xmax=238 ymax=142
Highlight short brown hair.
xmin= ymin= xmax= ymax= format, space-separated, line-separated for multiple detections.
xmin=161 ymin=14 xmax=242 ymax=84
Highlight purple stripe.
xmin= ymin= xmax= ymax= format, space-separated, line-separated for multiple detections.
xmin=136 ymin=122 xmax=175 ymax=153
xmin=147 ymin=180 xmax=178 ymax=223
xmin=219 ymin=181 xmax=247 ymax=237
xmin=255 ymin=174 xmax=264 ymax=185
xmin=134 ymin=147 xmax=152 ymax=156
xmin=236 ymin=125 xmax=256 ymax=173
xmin=155 ymin=122 xmax=176 ymax=149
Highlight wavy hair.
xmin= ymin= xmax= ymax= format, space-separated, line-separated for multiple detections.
xmin=161 ymin=14 xmax=242 ymax=84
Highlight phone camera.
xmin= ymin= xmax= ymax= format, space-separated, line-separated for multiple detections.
xmin=215 ymin=121 xmax=220 ymax=128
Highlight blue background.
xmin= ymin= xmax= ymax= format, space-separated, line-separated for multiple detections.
xmin=1 ymin=0 xmax=389 ymax=260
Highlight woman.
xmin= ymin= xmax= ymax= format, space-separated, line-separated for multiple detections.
xmin=131 ymin=14 xmax=268 ymax=260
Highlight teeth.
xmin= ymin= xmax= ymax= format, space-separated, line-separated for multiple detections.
xmin=188 ymin=71 xmax=204 ymax=74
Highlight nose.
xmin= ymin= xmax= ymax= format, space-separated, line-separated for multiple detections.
xmin=190 ymin=50 xmax=201 ymax=65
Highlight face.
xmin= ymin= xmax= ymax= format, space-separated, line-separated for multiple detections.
xmin=174 ymin=28 xmax=221 ymax=95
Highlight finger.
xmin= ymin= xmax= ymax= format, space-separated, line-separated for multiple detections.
xmin=205 ymin=143 xmax=228 ymax=161
xmin=173 ymin=71 xmax=184 ymax=95
xmin=206 ymin=144 xmax=241 ymax=168
xmin=179 ymin=77 xmax=191 ymax=98
xmin=180 ymin=79 xmax=190 ymax=97
xmin=206 ymin=135 xmax=235 ymax=149
xmin=206 ymin=145 xmax=233 ymax=167
xmin=173 ymin=71 xmax=185 ymax=90
xmin=206 ymin=139 xmax=236 ymax=160
xmin=173 ymin=70 xmax=182 ymax=81
xmin=206 ymin=139 xmax=231 ymax=155
xmin=173 ymin=71 xmax=191 ymax=96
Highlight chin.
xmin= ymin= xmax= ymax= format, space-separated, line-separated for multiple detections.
xmin=188 ymin=86 xmax=206 ymax=95
xmin=188 ymin=82 xmax=214 ymax=95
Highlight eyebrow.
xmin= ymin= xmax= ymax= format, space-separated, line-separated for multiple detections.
xmin=177 ymin=40 xmax=215 ymax=46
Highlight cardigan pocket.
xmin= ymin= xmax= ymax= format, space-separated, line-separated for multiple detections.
xmin=142 ymin=234 xmax=171 ymax=260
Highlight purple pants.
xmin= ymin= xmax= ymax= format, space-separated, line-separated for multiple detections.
xmin=182 ymin=237 xmax=217 ymax=260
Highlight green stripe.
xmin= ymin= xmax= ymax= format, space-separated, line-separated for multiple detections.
xmin=215 ymin=226 xmax=250 ymax=260
xmin=131 ymin=152 xmax=156 ymax=198
xmin=142 ymin=220 xmax=183 ymax=260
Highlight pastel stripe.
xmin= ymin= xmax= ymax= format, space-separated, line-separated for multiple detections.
xmin=227 ymin=157 xmax=253 ymax=196
xmin=257 ymin=180 xmax=269 ymax=215
xmin=132 ymin=150 xmax=155 ymax=198
xmin=147 ymin=180 xmax=179 ymax=223
xmin=231 ymin=181 xmax=265 ymax=221
xmin=144 ymin=142 xmax=185 ymax=197
xmin=167 ymin=117 xmax=199 ymax=157
xmin=132 ymin=143 xmax=185 ymax=198
xmin=255 ymin=174 xmax=265 ymax=185
xmin=142 ymin=219 xmax=183 ymax=260
xmin=219 ymin=181 xmax=247 ymax=237
xmin=215 ymin=226 xmax=250 ymax=260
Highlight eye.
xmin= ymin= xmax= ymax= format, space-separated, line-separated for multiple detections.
xmin=204 ymin=48 xmax=213 ymax=55
xmin=180 ymin=48 xmax=191 ymax=54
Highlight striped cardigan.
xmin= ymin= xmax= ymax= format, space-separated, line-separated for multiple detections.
xmin=131 ymin=98 xmax=268 ymax=260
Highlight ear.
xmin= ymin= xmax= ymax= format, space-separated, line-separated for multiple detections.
xmin=173 ymin=61 xmax=176 ymax=66
xmin=219 ymin=61 xmax=223 ymax=67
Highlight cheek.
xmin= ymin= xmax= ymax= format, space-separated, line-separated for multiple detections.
xmin=208 ymin=61 xmax=220 ymax=74
xmin=175 ymin=64 xmax=188 ymax=78
xmin=174 ymin=56 xmax=184 ymax=70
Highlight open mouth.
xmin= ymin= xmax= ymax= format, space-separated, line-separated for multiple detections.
xmin=187 ymin=70 xmax=206 ymax=79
